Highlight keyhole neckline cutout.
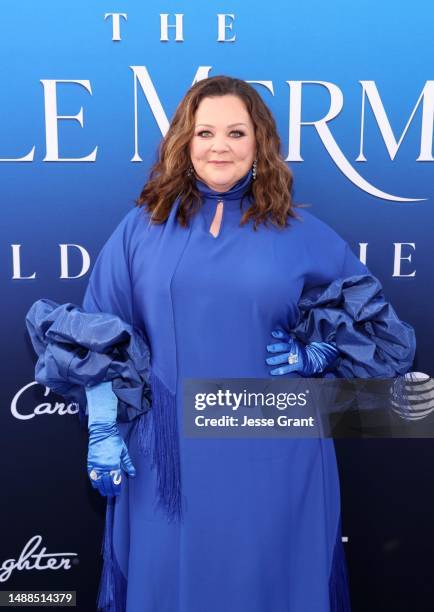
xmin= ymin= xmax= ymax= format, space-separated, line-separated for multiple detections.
xmin=209 ymin=200 xmax=224 ymax=238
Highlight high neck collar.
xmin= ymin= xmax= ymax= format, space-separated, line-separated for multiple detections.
xmin=194 ymin=168 xmax=253 ymax=201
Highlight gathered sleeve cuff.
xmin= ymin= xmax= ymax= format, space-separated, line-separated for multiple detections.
xmin=25 ymin=298 xmax=151 ymax=423
xmin=292 ymin=274 xmax=416 ymax=379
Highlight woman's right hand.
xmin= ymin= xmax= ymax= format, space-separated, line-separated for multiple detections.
xmin=85 ymin=382 xmax=136 ymax=497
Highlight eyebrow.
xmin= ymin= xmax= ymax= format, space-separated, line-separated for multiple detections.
xmin=195 ymin=123 xmax=248 ymax=128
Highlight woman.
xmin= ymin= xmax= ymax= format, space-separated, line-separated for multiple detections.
xmin=26 ymin=75 xmax=416 ymax=612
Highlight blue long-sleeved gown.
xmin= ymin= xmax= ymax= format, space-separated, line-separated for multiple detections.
xmin=32 ymin=168 xmax=415 ymax=612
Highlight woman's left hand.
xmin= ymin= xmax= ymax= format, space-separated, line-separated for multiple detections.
xmin=266 ymin=329 xmax=339 ymax=376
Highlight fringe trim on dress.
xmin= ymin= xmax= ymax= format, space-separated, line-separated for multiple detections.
xmin=97 ymin=498 xmax=127 ymax=612
xmin=137 ymin=369 xmax=182 ymax=522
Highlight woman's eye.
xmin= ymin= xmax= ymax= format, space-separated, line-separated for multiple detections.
xmin=196 ymin=130 xmax=245 ymax=137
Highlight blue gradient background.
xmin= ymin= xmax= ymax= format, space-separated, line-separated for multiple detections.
xmin=1 ymin=1 xmax=433 ymax=610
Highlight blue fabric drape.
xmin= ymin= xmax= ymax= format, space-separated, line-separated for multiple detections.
xmin=25 ymin=298 xmax=152 ymax=424
xmin=292 ymin=273 xmax=416 ymax=379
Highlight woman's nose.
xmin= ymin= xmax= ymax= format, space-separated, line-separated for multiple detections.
xmin=211 ymin=137 xmax=230 ymax=151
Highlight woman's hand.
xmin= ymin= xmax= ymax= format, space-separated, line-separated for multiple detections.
xmin=87 ymin=423 xmax=136 ymax=497
xmin=85 ymin=382 xmax=136 ymax=497
xmin=266 ymin=329 xmax=339 ymax=376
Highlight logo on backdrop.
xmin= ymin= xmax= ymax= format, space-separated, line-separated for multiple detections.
xmin=11 ymin=382 xmax=79 ymax=420
xmin=391 ymin=372 xmax=434 ymax=420
xmin=0 ymin=535 xmax=78 ymax=582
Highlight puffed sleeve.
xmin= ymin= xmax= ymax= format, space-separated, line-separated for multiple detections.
xmin=292 ymin=213 xmax=416 ymax=379
xmin=25 ymin=208 xmax=152 ymax=423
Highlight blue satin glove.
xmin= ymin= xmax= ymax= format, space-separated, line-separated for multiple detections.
xmin=266 ymin=329 xmax=339 ymax=376
xmin=86 ymin=381 xmax=136 ymax=497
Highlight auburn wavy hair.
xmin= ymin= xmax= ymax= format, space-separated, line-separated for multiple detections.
xmin=136 ymin=75 xmax=299 ymax=230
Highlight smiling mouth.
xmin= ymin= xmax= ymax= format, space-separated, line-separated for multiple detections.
xmin=209 ymin=161 xmax=231 ymax=164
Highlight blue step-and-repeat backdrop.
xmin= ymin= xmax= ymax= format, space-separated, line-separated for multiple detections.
xmin=1 ymin=1 xmax=433 ymax=610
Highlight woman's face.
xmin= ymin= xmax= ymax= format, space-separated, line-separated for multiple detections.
xmin=189 ymin=94 xmax=256 ymax=193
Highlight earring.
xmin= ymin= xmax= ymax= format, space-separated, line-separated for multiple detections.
xmin=252 ymin=159 xmax=257 ymax=180
xmin=187 ymin=165 xmax=194 ymax=177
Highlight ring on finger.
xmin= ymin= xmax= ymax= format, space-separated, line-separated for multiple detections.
xmin=110 ymin=470 xmax=122 ymax=485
